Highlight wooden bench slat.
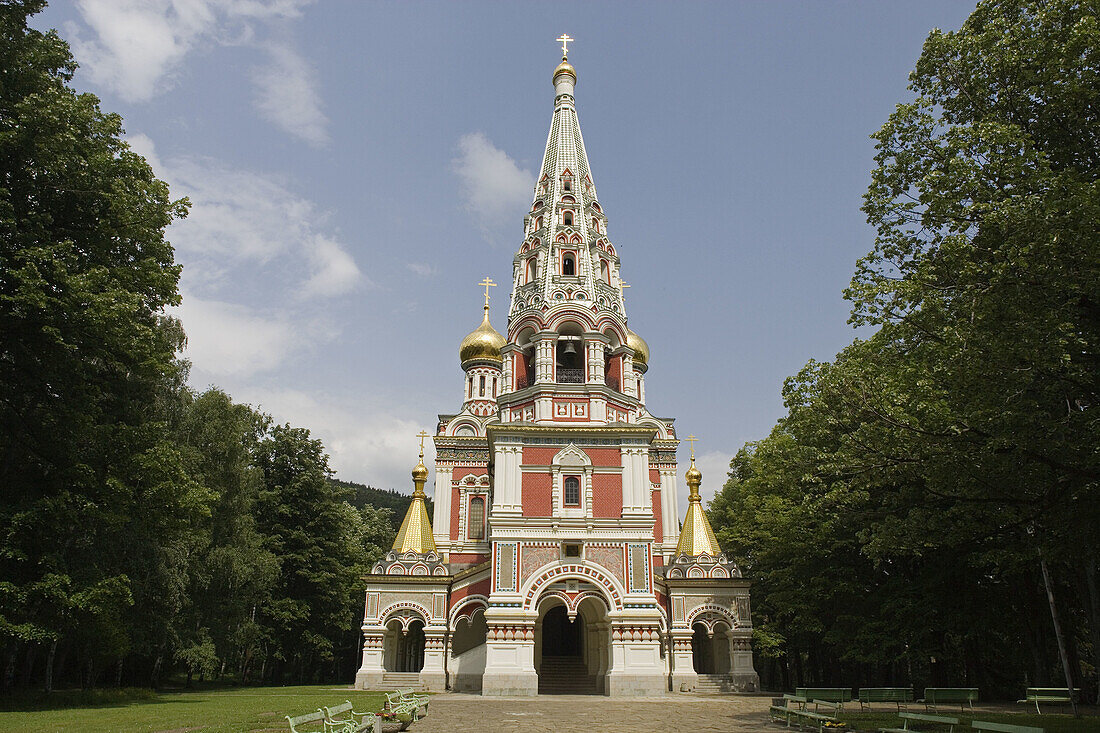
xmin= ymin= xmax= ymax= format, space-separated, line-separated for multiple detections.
xmin=970 ymin=721 xmax=1044 ymax=733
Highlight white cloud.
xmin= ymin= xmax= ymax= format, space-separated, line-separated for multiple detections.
xmin=453 ymin=132 xmax=534 ymax=236
xmin=235 ymin=387 xmax=435 ymax=493
xmin=407 ymin=262 xmax=438 ymax=277
xmin=251 ymin=44 xmax=330 ymax=146
xmin=174 ymin=294 xmax=296 ymax=377
xmin=70 ymin=0 xmax=327 ymax=144
xmin=129 ymin=134 xmax=362 ymax=299
xmin=300 ymin=234 xmax=362 ymax=298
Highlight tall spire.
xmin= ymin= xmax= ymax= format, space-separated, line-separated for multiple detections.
xmin=392 ymin=432 xmax=437 ymax=554
xmin=675 ymin=436 xmax=722 ymax=557
xmin=509 ymin=37 xmax=626 ymax=328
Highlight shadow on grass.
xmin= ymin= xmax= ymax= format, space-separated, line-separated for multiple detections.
xmin=0 ymin=687 xmax=212 ymax=713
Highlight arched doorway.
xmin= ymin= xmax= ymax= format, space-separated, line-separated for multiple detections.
xmin=691 ymin=621 xmax=732 ymax=676
xmin=534 ymin=591 xmax=610 ymax=695
xmin=383 ymin=616 xmax=425 ymax=673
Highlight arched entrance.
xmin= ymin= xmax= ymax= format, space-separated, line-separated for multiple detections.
xmin=383 ymin=615 xmax=426 ymax=673
xmin=691 ymin=622 xmax=732 ymax=676
xmin=534 ymin=589 xmax=611 ymax=695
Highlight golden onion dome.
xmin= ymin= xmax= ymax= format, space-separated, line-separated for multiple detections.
xmin=626 ymin=328 xmax=649 ymax=369
xmin=553 ymin=57 xmax=576 ymax=83
xmin=411 ymin=457 xmax=429 ymax=484
xmin=685 ymin=462 xmax=703 ymax=489
xmin=460 ymin=307 xmax=506 ymax=366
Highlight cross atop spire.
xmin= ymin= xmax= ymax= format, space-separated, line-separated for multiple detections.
xmin=416 ymin=430 xmax=430 ymax=457
xmin=686 ymin=434 xmax=699 ymax=462
xmin=478 ymin=277 xmax=496 ymax=309
xmin=557 ymin=34 xmax=573 ymax=57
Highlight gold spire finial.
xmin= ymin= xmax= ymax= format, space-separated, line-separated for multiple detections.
xmin=478 ymin=276 xmax=496 ymax=311
xmin=686 ymin=434 xmax=698 ymax=463
xmin=393 ymin=431 xmax=436 ymax=554
xmin=557 ymin=33 xmax=574 ymax=58
xmin=411 ymin=431 xmax=430 ymax=496
xmin=675 ymin=433 xmax=721 ymax=557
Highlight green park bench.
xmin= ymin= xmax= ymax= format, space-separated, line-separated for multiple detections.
xmin=878 ymin=712 xmax=959 ymax=733
xmin=382 ymin=691 xmax=420 ymax=722
xmin=1016 ymin=687 xmax=1079 ymax=714
xmin=395 ymin=687 xmax=429 ymax=716
xmin=770 ymin=694 xmax=809 ymax=726
xmin=920 ymin=687 xmax=978 ymax=711
xmin=796 ymin=687 xmax=853 ymax=711
xmin=323 ymin=701 xmax=380 ymax=733
xmin=286 ymin=710 xmax=327 ymax=733
xmin=860 ymin=687 xmax=914 ymax=711
xmin=970 ymin=722 xmax=1044 ymax=733
xmin=785 ymin=704 xmax=840 ymax=732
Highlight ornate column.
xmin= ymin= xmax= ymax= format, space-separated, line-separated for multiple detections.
xmin=669 ymin=629 xmax=698 ymax=692
xmin=606 ymin=620 xmax=666 ymax=695
xmin=354 ymin=627 xmax=386 ymax=689
xmin=534 ymin=332 xmax=556 ymax=384
xmin=420 ymin=628 xmax=447 ymax=691
xmin=729 ymin=629 xmax=760 ymax=692
xmin=481 ymin=617 xmax=538 ymax=696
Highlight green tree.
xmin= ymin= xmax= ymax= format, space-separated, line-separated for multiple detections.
xmin=710 ymin=0 xmax=1099 ymax=699
xmin=0 ymin=0 xmax=195 ymax=690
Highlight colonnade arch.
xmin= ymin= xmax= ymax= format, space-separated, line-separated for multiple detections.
xmin=533 ymin=587 xmax=612 ymax=694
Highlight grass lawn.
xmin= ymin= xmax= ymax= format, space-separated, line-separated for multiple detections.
xmin=0 ymin=685 xmax=387 ymax=733
xmin=839 ymin=709 xmax=1100 ymax=732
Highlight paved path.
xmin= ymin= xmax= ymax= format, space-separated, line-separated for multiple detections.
xmin=411 ymin=693 xmax=774 ymax=732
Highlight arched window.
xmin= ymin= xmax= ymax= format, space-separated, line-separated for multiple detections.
xmin=526 ymin=256 xmax=538 ymax=283
xmin=479 ymin=375 xmax=485 ymax=397
xmin=563 ymin=210 xmax=573 ymax=226
xmin=600 ymin=260 xmax=610 ymax=283
xmin=562 ymin=253 xmax=575 ymax=276
xmin=591 ymin=217 xmax=600 ymax=233
xmin=467 ymin=376 xmax=473 ymax=398
xmin=562 ymin=178 xmax=572 ymax=192
xmin=564 ymin=477 xmax=580 ymax=506
xmin=468 ymin=496 xmax=485 ymax=539
xmin=535 ymin=216 xmax=543 ymax=230
xmin=492 ymin=377 xmax=497 ymax=397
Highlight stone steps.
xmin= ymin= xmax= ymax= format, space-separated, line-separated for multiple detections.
xmin=694 ymin=674 xmax=734 ymax=693
xmin=382 ymin=672 xmax=425 ymax=690
xmin=538 ymin=656 xmax=599 ymax=695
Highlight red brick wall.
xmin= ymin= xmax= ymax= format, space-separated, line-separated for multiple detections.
xmin=522 ymin=472 xmax=553 ymax=516
xmin=587 ymin=448 xmax=621 ymax=467
xmin=591 ymin=473 xmax=622 ymax=518
xmin=652 ymin=489 xmax=663 ymax=541
xmin=450 ymin=486 xmax=461 ymax=540
xmin=448 ymin=553 xmax=490 ymax=566
xmin=450 ymin=577 xmax=491 ymax=606
xmin=649 ymin=468 xmax=660 ymax=484
xmin=523 ymin=446 xmax=559 ymax=465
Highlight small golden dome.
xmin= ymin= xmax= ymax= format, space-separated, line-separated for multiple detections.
xmin=411 ymin=458 xmax=429 ymax=483
xmin=685 ymin=463 xmax=702 ymax=487
xmin=460 ymin=307 xmax=506 ymax=366
xmin=553 ymin=57 xmax=576 ymax=83
xmin=626 ymin=328 xmax=649 ymax=368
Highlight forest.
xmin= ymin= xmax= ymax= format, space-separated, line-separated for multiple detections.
xmin=0 ymin=2 xmax=398 ymax=690
xmin=707 ymin=0 xmax=1099 ymax=703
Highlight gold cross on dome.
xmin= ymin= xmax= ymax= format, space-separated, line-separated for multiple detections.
xmin=557 ymin=34 xmax=574 ymax=57
xmin=478 ymin=277 xmax=496 ymax=308
xmin=618 ymin=280 xmax=630 ymax=298
xmin=417 ymin=430 xmax=430 ymax=457
xmin=686 ymin=434 xmax=699 ymax=462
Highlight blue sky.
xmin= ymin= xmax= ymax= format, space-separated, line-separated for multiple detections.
xmin=35 ymin=1 xmax=978 ymax=511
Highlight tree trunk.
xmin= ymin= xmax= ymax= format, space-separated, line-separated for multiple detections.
xmin=1084 ymin=558 xmax=1100 ymax=705
xmin=3 ymin=642 xmax=17 ymax=691
xmin=44 ymin=638 xmax=57 ymax=693
xmin=1040 ymin=554 xmax=1078 ymax=717
xmin=115 ymin=658 xmax=123 ymax=688
xmin=150 ymin=653 xmax=163 ymax=690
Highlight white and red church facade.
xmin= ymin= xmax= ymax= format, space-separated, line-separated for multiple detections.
xmin=354 ymin=45 xmax=760 ymax=697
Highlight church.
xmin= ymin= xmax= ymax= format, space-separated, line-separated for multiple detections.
xmin=354 ymin=39 xmax=759 ymax=697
